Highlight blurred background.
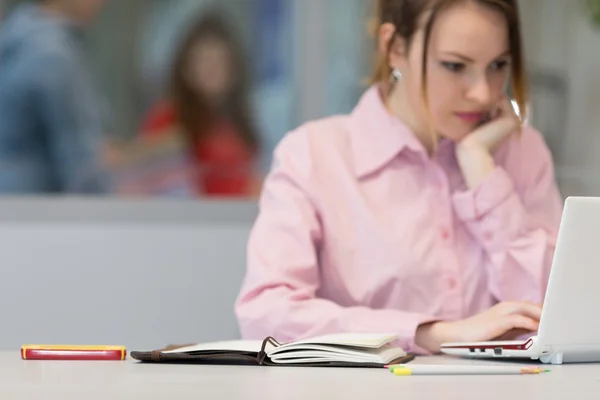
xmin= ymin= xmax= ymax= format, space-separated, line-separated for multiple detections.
xmin=1 ymin=0 xmax=599 ymax=354
xmin=0 ymin=0 xmax=599 ymax=199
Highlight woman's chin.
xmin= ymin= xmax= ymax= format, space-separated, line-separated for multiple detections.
xmin=437 ymin=130 xmax=470 ymax=143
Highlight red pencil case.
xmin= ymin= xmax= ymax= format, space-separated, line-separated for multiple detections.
xmin=21 ymin=345 xmax=127 ymax=360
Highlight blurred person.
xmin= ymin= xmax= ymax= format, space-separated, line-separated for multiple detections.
xmin=137 ymin=0 xmax=214 ymax=111
xmin=140 ymin=11 xmax=262 ymax=198
xmin=0 ymin=0 xmax=109 ymax=193
xmin=235 ymin=0 xmax=563 ymax=354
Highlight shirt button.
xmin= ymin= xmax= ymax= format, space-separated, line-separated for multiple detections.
xmin=440 ymin=228 xmax=450 ymax=240
xmin=446 ymin=276 xmax=458 ymax=290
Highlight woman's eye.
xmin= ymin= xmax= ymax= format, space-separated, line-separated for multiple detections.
xmin=490 ymin=60 xmax=509 ymax=71
xmin=441 ymin=62 xmax=465 ymax=72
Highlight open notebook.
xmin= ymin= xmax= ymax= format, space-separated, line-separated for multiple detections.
xmin=130 ymin=333 xmax=414 ymax=368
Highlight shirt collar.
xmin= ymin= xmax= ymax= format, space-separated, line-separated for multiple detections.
xmin=349 ymin=85 xmax=427 ymax=178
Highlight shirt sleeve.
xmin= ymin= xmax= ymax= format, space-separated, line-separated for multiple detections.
xmin=234 ymin=128 xmax=438 ymax=354
xmin=32 ymin=52 xmax=110 ymax=193
xmin=451 ymin=127 xmax=563 ymax=304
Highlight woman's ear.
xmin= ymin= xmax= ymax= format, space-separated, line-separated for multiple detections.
xmin=378 ymin=22 xmax=407 ymax=70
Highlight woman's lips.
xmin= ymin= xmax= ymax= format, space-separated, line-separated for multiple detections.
xmin=455 ymin=112 xmax=488 ymax=123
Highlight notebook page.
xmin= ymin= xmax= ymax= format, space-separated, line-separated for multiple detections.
xmin=268 ymin=343 xmax=405 ymax=359
xmin=162 ymin=340 xmax=263 ymax=354
xmin=270 ymin=347 xmax=406 ymax=364
xmin=276 ymin=333 xmax=398 ymax=350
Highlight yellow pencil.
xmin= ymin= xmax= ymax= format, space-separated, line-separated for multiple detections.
xmin=389 ymin=365 xmax=549 ymax=375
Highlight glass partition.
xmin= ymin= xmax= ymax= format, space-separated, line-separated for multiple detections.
xmin=0 ymin=0 xmax=599 ymax=198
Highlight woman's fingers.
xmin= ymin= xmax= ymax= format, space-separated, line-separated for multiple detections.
xmin=482 ymin=313 xmax=538 ymax=341
xmin=501 ymin=314 xmax=539 ymax=334
xmin=440 ymin=302 xmax=544 ymax=345
xmin=510 ymin=302 xmax=543 ymax=322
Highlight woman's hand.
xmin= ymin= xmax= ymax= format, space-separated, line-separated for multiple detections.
xmin=455 ymin=96 xmax=520 ymax=189
xmin=415 ymin=301 xmax=542 ymax=354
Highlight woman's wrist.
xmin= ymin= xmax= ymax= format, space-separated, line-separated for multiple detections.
xmin=455 ymin=145 xmax=496 ymax=189
xmin=415 ymin=321 xmax=452 ymax=354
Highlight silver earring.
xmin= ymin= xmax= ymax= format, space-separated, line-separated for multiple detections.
xmin=391 ymin=67 xmax=403 ymax=81
xmin=388 ymin=67 xmax=402 ymax=95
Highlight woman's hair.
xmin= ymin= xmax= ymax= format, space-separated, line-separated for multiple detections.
xmin=372 ymin=0 xmax=528 ymax=124
xmin=169 ymin=11 xmax=260 ymax=153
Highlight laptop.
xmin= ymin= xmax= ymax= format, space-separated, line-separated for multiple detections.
xmin=440 ymin=196 xmax=600 ymax=365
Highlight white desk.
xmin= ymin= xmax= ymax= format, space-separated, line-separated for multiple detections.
xmin=1 ymin=353 xmax=598 ymax=399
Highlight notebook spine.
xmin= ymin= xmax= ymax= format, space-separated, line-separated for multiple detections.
xmin=257 ymin=336 xmax=281 ymax=365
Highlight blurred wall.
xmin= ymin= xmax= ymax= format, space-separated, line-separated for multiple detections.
xmin=0 ymin=198 xmax=257 ymax=349
xmin=520 ymin=0 xmax=600 ymax=196
xmin=84 ymin=0 xmax=146 ymax=139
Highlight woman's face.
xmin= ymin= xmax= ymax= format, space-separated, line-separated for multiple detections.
xmin=393 ymin=2 xmax=512 ymax=142
xmin=185 ymin=37 xmax=234 ymax=101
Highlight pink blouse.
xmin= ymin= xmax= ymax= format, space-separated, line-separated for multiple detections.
xmin=234 ymin=86 xmax=563 ymax=354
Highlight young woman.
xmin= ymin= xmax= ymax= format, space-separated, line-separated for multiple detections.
xmin=140 ymin=12 xmax=261 ymax=197
xmin=235 ymin=0 xmax=563 ymax=354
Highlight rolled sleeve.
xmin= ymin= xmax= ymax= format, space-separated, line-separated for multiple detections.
xmin=452 ymin=167 xmax=516 ymax=222
xmin=450 ymin=128 xmax=562 ymax=303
